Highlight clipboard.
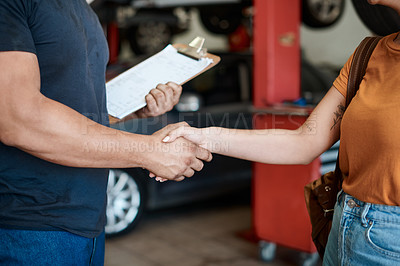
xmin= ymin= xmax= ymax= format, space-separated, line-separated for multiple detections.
xmin=107 ymin=37 xmax=221 ymax=124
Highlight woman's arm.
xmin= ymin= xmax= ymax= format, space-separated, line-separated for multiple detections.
xmin=164 ymin=86 xmax=345 ymax=165
xmin=0 ymin=51 xmax=211 ymax=180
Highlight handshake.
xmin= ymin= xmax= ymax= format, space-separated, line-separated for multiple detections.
xmin=144 ymin=122 xmax=216 ymax=183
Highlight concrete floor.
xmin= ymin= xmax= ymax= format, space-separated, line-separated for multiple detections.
xmin=104 ymin=195 xmax=321 ymax=266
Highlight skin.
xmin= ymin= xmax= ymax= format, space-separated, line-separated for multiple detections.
xmin=164 ymin=86 xmax=345 ymax=166
xmin=158 ymin=0 xmax=400 ymax=181
xmin=0 ymin=51 xmax=212 ymax=180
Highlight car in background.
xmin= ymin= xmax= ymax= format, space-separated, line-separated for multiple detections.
xmin=92 ymin=0 xmax=346 ymax=56
xmin=93 ymin=0 xmax=400 ymax=57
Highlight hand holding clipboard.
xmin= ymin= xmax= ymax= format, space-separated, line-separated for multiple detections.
xmin=106 ymin=37 xmax=221 ymax=124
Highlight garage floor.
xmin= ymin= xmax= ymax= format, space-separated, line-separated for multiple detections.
xmin=104 ymin=194 xmax=322 ymax=266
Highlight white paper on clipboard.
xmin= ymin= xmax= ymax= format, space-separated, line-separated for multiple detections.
xmin=106 ymin=45 xmax=213 ymax=120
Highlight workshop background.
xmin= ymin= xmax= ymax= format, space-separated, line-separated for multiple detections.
xmin=88 ymin=0 xmax=398 ymax=265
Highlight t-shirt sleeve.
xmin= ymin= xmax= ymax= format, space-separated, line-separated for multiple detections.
xmin=0 ymin=0 xmax=36 ymax=54
xmin=332 ymin=51 xmax=355 ymax=98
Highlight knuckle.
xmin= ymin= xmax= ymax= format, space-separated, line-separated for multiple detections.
xmin=188 ymin=145 xmax=197 ymax=154
xmin=166 ymin=88 xmax=174 ymax=97
xmin=166 ymin=81 xmax=177 ymax=88
xmin=153 ymin=90 xmax=162 ymax=97
xmin=184 ymin=157 xmax=192 ymax=166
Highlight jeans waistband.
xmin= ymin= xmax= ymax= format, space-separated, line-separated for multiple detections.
xmin=338 ymin=191 xmax=400 ymax=225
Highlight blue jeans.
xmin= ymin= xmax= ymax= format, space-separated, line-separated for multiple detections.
xmin=323 ymin=191 xmax=400 ymax=266
xmin=0 ymin=228 xmax=105 ymax=265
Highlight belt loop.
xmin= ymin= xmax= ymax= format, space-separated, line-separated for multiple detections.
xmin=361 ymin=203 xmax=371 ymax=227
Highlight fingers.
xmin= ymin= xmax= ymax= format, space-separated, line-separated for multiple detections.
xmin=195 ymin=146 xmax=213 ymax=162
xmin=143 ymin=82 xmax=182 ymax=117
xmin=151 ymin=174 xmax=185 ymax=182
xmin=152 ymin=85 xmax=171 ymax=108
xmin=152 ymin=121 xmax=188 ymax=139
xmin=155 ymin=177 xmax=168 ymax=182
xmin=164 ymin=121 xmax=189 ymax=132
xmin=166 ymin=82 xmax=183 ymax=104
xmin=163 ymin=126 xmax=190 ymax=143
xmin=174 ymin=176 xmax=186 ymax=182
xmin=163 ymin=124 xmax=204 ymax=145
xmin=190 ymin=159 xmax=204 ymax=172
xmin=144 ymin=93 xmax=158 ymax=114
xmin=143 ymin=88 xmax=164 ymax=116
xmin=183 ymin=168 xmax=195 ymax=178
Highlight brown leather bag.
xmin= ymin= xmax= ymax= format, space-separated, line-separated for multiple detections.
xmin=304 ymin=36 xmax=382 ymax=259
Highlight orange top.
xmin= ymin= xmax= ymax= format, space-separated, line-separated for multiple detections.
xmin=333 ymin=32 xmax=400 ymax=206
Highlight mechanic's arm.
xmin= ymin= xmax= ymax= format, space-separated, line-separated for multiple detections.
xmin=163 ymin=86 xmax=345 ymax=165
xmin=0 ymin=51 xmax=210 ymax=179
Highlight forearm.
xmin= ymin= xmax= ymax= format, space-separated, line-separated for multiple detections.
xmin=201 ymin=126 xmax=316 ymax=165
xmin=2 ymin=96 xmax=151 ymax=169
xmin=164 ymin=87 xmax=343 ymax=165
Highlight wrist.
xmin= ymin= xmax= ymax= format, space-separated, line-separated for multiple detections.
xmin=199 ymin=127 xmax=219 ymax=153
xmin=128 ymin=134 xmax=156 ymax=169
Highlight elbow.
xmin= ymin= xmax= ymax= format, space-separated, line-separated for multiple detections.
xmin=0 ymin=123 xmax=28 ymax=148
xmin=0 ymin=128 xmax=20 ymax=147
xmin=295 ymin=138 xmax=321 ymax=165
xmin=298 ymin=145 xmax=323 ymax=165
xmin=0 ymin=106 xmax=42 ymax=148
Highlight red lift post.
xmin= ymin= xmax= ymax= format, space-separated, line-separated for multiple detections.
xmin=252 ymin=0 xmax=320 ymax=257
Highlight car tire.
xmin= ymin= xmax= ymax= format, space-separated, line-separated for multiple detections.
xmin=302 ymin=0 xmax=345 ymax=28
xmin=198 ymin=5 xmax=243 ymax=35
xmin=351 ymin=0 xmax=400 ymax=36
xmin=105 ymin=169 xmax=147 ymax=238
xmin=127 ymin=21 xmax=172 ymax=55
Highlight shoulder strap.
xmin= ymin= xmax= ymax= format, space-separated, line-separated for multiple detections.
xmin=335 ymin=36 xmax=381 ymax=186
xmin=345 ymin=36 xmax=382 ymax=108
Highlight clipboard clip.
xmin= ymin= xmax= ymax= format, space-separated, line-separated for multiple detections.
xmin=177 ymin=36 xmax=207 ymax=60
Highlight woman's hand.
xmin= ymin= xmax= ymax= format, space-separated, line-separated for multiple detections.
xmin=162 ymin=124 xmax=211 ymax=150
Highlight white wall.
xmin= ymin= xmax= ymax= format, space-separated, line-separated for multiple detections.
xmin=300 ymin=0 xmax=372 ymax=67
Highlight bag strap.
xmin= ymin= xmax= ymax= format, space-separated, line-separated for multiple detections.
xmin=335 ymin=36 xmax=382 ymax=186
xmin=345 ymin=36 xmax=382 ymax=109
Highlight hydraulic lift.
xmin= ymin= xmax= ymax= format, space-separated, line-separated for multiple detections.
xmin=252 ymin=0 xmax=320 ymax=264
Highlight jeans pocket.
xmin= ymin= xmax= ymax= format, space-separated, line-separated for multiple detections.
xmin=366 ymin=220 xmax=400 ymax=259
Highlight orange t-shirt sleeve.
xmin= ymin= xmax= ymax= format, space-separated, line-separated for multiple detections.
xmin=333 ymin=52 xmax=355 ymax=98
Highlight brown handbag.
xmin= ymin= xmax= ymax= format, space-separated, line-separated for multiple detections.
xmin=304 ymin=36 xmax=382 ymax=259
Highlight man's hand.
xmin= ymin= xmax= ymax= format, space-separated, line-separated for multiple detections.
xmin=143 ymin=122 xmax=212 ymax=182
xmin=136 ymin=82 xmax=182 ymax=118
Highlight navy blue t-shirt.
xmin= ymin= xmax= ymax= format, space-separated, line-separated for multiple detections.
xmin=0 ymin=0 xmax=110 ymax=238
